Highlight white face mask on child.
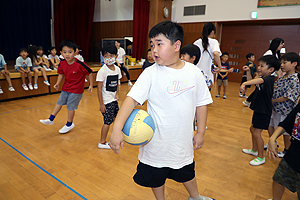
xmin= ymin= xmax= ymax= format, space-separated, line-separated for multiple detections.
xmin=104 ymin=57 xmax=115 ymax=65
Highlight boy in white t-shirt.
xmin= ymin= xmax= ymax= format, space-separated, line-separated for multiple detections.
xmin=96 ymin=44 xmax=122 ymax=149
xmin=109 ymin=21 xmax=214 ymax=200
xmin=15 ymin=48 xmax=33 ymax=91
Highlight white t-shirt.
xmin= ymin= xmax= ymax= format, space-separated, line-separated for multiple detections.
xmin=127 ymin=62 xmax=213 ymax=169
xmin=75 ymin=55 xmax=84 ymax=62
xmin=48 ymin=54 xmax=60 ymax=61
xmin=116 ymin=47 xmax=126 ymax=64
xmin=194 ymin=38 xmax=221 ymax=81
xmin=96 ymin=64 xmax=122 ymax=104
xmin=37 ymin=55 xmax=48 ymax=59
xmin=15 ymin=56 xmax=32 ymax=70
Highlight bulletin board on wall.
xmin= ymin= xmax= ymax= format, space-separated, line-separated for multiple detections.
xmin=258 ymin=0 xmax=300 ymax=7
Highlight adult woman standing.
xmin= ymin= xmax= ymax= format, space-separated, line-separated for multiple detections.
xmin=263 ymin=37 xmax=284 ymax=58
xmin=194 ymin=22 xmax=222 ymax=85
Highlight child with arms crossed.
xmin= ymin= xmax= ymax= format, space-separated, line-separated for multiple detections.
xmin=241 ymin=55 xmax=280 ymax=166
xmin=97 ymin=44 xmax=122 ymax=149
xmin=109 ymin=21 xmax=214 ymax=200
xmin=216 ymin=52 xmax=233 ymax=99
xmin=40 ymin=40 xmax=93 ymax=133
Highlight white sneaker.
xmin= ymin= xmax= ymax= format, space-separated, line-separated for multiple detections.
xmin=34 ymin=83 xmax=38 ymax=89
xmin=28 ymin=83 xmax=33 ymax=90
xmin=239 ymin=92 xmax=243 ymax=97
xmin=277 ymin=150 xmax=287 ymax=158
xmin=249 ymin=157 xmax=265 ymax=166
xmin=264 ymin=141 xmax=279 ymax=150
xmin=242 ymin=149 xmax=258 ymax=156
xmin=98 ymin=142 xmax=111 ymax=149
xmin=188 ymin=195 xmax=215 ymax=200
xmin=40 ymin=119 xmax=54 ymax=125
xmin=128 ymin=81 xmax=133 ymax=86
xmin=22 ymin=84 xmax=29 ymax=91
xmin=46 ymin=68 xmax=52 ymax=71
xmin=243 ymin=101 xmax=250 ymax=107
xmin=44 ymin=80 xmax=50 ymax=86
xmin=59 ymin=124 xmax=75 ymax=134
xmin=0 ymin=88 xmax=3 ymax=94
xmin=8 ymin=86 xmax=15 ymax=91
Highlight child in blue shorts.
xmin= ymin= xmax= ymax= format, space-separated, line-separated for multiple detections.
xmin=40 ymin=39 xmax=93 ymax=134
xmin=109 ymin=21 xmax=214 ymax=200
xmin=96 ymin=43 xmax=122 ymax=149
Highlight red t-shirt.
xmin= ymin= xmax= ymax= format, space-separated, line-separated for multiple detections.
xmin=57 ymin=58 xmax=93 ymax=94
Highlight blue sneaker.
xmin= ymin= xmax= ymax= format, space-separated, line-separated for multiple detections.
xmin=223 ymin=95 xmax=227 ymax=99
xmin=215 ymin=94 xmax=220 ymax=97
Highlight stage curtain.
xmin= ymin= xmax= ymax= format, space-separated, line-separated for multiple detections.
xmin=54 ymin=0 xmax=95 ymax=61
xmin=132 ymin=0 xmax=150 ymax=60
xmin=0 ymin=0 xmax=51 ymax=60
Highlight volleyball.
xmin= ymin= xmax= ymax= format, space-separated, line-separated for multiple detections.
xmin=122 ymin=109 xmax=155 ymax=145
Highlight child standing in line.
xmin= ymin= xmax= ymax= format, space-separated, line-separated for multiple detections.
xmin=266 ymin=52 xmax=300 ymax=158
xmin=0 ymin=52 xmax=15 ymax=94
xmin=239 ymin=53 xmax=257 ymax=98
xmin=37 ymin=46 xmax=52 ymax=71
xmin=109 ymin=21 xmax=214 ymax=200
xmin=266 ymin=101 xmax=300 ymax=200
xmin=48 ymin=47 xmax=60 ymax=70
xmin=40 ymin=40 xmax=93 ymax=134
xmin=216 ymin=52 xmax=232 ymax=99
xmin=15 ymin=48 xmax=33 ymax=91
xmin=180 ymin=44 xmax=213 ymax=89
xmin=96 ymin=44 xmax=122 ymax=149
xmin=241 ymin=55 xmax=280 ymax=166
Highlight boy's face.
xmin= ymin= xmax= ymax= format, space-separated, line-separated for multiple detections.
xmin=180 ymin=53 xmax=194 ymax=64
xmin=147 ymin=51 xmax=153 ymax=61
xmin=249 ymin=55 xmax=255 ymax=63
xmin=280 ymin=60 xmax=296 ymax=73
xmin=150 ymin=34 xmax=181 ymax=66
xmin=61 ymin=46 xmax=75 ymax=63
xmin=37 ymin=49 xmax=43 ymax=56
xmin=20 ymin=51 xmax=28 ymax=59
xmin=221 ymin=55 xmax=228 ymax=62
xmin=51 ymin=48 xmax=57 ymax=55
xmin=257 ymin=61 xmax=274 ymax=77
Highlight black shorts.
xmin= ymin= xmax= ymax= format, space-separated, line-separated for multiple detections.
xmin=252 ymin=111 xmax=271 ymax=130
xmin=241 ymin=77 xmax=251 ymax=88
xmin=133 ymin=161 xmax=195 ymax=188
xmin=273 ymin=158 xmax=300 ymax=194
xmin=102 ymin=101 xmax=119 ymax=125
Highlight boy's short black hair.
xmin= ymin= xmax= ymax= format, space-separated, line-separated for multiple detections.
xmin=19 ymin=48 xmax=28 ymax=53
xmin=102 ymin=43 xmax=117 ymax=55
xmin=258 ymin=55 xmax=281 ymax=71
xmin=281 ymin=52 xmax=300 ymax=68
xmin=180 ymin=44 xmax=200 ymax=65
xmin=149 ymin=21 xmax=184 ymax=44
xmin=246 ymin=53 xmax=254 ymax=60
xmin=60 ymin=39 xmax=77 ymax=52
xmin=222 ymin=52 xmax=229 ymax=56
xmin=147 ymin=49 xmax=151 ymax=53
xmin=37 ymin=46 xmax=43 ymax=51
xmin=49 ymin=46 xmax=56 ymax=52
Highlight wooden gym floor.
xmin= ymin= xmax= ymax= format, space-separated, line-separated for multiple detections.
xmin=0 ymin=82 xmax=297 ymax=200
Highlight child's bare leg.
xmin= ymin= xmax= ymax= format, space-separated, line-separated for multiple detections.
xmin=3 ymin=72 xmax=13 ymax=86
xmin=223 ymin=86 xmax=227 ymax=95
xmin=20 ymin=71 xmax=26 ymax=84
xmin=183 ymin=177 xmax=200 ymax=199
xmin=40 ymin=68 xmax=48 ymax=81
xmin=152 ymin=185 xmax=165 ymax=200
xmin=67 ymin=110 xmax=75 ymax=122
xmin=217 ymin=85 xmax=221 ymax=94
xmin=27 ymin=72 xmax=32 ymax=84
xmin=34 ymin=69 xmax=39 ymax=84
xmin=250 ymin=126 xmax=258 ymax=151
xmin=100 ymin=124 xmax=110 ymax=143
xmin=51 ymin=104 xmax=62 ymax=116
xmin=251 ymin=127 xmax=264 ymax=158
xmin=272 ymin=181 xmax=285 ymax=200
xmin=283 ymin=135 xmax=291 ymax=150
